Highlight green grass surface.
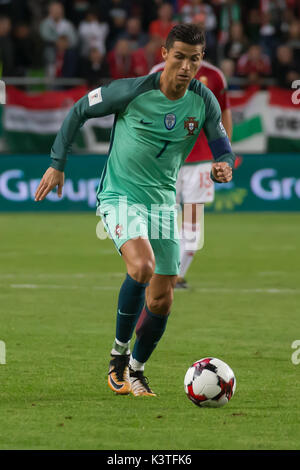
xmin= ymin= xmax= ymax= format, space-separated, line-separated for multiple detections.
xmin=0 ymin=212 xmax=299 ymax=450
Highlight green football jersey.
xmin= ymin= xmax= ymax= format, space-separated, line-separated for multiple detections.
xmin=50 ymin=72 xmax=235 ymax=209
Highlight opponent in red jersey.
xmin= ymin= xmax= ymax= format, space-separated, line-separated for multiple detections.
xmin=150 ymin=59 xmax=233 ymax=288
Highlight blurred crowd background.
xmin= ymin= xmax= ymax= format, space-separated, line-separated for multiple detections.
xmin=0 ymin=0 xmax=300 ymax=90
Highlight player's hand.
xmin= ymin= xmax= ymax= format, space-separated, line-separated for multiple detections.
xmin=212 ymin=162 xmax=232 ymax=183
xmin=34 ymin=167 xmax=64 ymax=201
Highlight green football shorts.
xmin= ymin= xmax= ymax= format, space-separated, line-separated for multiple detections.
xmin=98 ymin=197 xmax=180 ymax=276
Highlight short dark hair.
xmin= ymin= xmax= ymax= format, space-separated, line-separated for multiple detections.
xmin=165 ymin=24 xmax=206 ymax=50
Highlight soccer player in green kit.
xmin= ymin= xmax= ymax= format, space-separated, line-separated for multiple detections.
xmin=35 ymin=24 xmax=235 ymax=397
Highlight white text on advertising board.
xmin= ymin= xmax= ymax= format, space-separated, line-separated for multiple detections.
xmin=251 ymin=168 xmax=300 ymax=200
xmin=0 ymin=169 xmax=98 ymax=207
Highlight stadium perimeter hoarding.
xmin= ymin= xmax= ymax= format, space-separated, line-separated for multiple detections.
xmin=0 ymin=154 xmax=299 ymax=212
xmin=0 ymin=154 xmax=106 ymax=212
xmin=207 ymin=153 xmax=300 ymax=212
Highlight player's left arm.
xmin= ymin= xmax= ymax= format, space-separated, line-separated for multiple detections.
xmin=214 ymin=108 xmax=233 ymax=182
xmin=202 ymin=88 xmax=235 ymax=183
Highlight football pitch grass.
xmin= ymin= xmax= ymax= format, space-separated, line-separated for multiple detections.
xmin=0 ymin=212 xmax=299 ymax=450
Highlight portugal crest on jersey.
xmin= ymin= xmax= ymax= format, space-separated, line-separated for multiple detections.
xmin=164 ymin=113 xmax=176 ymax=130
xmin=184 ymin=117 xmax=199 ymax=136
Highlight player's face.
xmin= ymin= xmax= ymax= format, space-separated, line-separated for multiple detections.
xmin=162 ymin=41 xmax=204 ymax=88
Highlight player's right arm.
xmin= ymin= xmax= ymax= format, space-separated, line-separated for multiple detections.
xmin=35 ymin=79 xmax=134 ymax=201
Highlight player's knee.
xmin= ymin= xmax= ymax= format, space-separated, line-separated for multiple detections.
xmin=130 ymin=258 xmax=155 ymax=283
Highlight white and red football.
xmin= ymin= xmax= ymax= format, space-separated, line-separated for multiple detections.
xmin=184 ymin=357 xmax=236 ymax=408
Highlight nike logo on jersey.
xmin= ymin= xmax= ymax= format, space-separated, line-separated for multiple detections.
xmin=140 ymin=119 xmax=153 ymax=125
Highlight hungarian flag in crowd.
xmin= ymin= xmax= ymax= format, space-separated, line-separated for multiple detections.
xmin=230 ymin=86 xmax=265 ymax=153
xmin=3 ymin=86 xmax=113 ymax=154
xmin=265 ymin=86 xmax=300 ymax=152
xmin=2 ymin=84 xmax=300 ymax=154
xmin=230 ymin=86 xmax=300 ymax=153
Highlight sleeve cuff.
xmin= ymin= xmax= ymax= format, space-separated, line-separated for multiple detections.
xmin=215 ymin=154 xmax=235 ymax=168
xmin=50 ymin=158 xmax=66 ymax=172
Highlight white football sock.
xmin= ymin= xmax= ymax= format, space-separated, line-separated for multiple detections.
xmin=179 ymin=221 xmax=201 ymax=277
xmin=129 ymin=354 xmax=145 ymax=371
xmin=111 ymin=338 xmax=130 ymax=355
xmin=179 ymin=249 xmax=196 ymax=278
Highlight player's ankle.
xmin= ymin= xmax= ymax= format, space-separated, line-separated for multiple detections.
xmin=111 ymin=338 xmax=130 ymax=356
xmin=129 ymin=355 xmax=145 ymax=372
